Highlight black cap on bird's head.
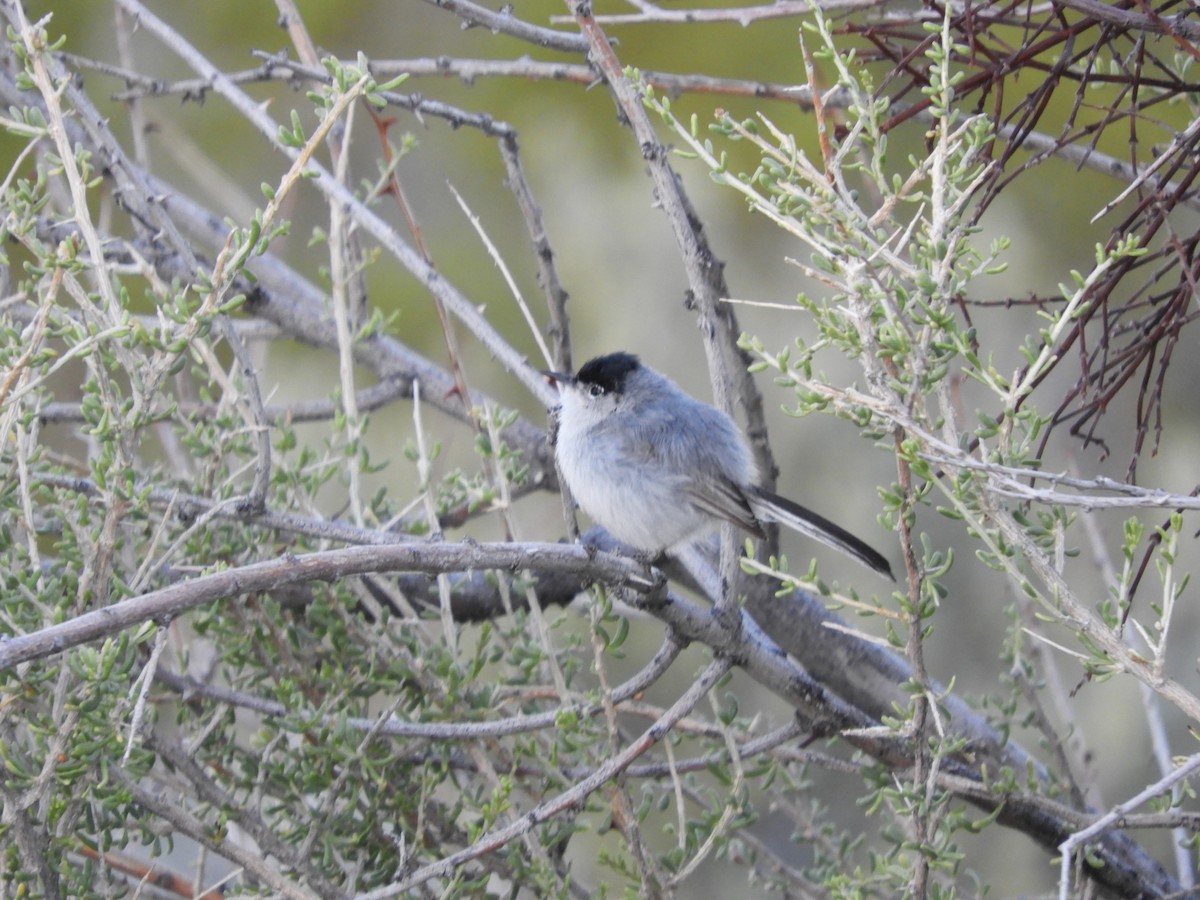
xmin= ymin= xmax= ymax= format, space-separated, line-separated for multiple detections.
xmin=575 ymin=353 xmax=640 ymax=395
xmin=543 ymin=352 xmax=641 ymax=397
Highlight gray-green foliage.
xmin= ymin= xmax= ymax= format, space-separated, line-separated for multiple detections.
xmin=0 ymin=18 xmax=551 ymax=899
xmin=0 ymin=14 xmax=780 ymax=899
xmin=645 ymin=4 xmax=1195 ymax=896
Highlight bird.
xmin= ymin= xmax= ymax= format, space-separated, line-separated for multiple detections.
xmin=544 ymin=352 xmax=893 ymax=580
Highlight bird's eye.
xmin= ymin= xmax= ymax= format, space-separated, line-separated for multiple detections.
xmin=587 ymin=384 xmax=605 ymax=398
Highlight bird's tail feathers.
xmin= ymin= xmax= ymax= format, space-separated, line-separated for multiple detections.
xmin=747 ymin=486 xmax=894 ymax=580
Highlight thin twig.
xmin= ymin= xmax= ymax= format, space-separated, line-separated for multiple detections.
xmin=1058 ymin=752 xmax=1200 ymax=900
xmin=361 ymin=657 xmax=733 ymax=897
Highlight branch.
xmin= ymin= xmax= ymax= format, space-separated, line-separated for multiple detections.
xmin=1056 ymin=0 xmax=1200 ymax=42
xmin=0 ymin=542 xmax=658 ymax=671
xmin=87 ymin=54 xmax=821 ymax=110
xmin=113 ymin=0 xmax=558 ymax=409
xmin=153 ymin=631 xmax=686 ymax=742
xmin=36 ymin=377 xmax=410 ymax=425
xmin=922 ymin=452 xmax=1200 ymax=510
xmin=109 ymin=766 xmax=326 ymax=900
xmin=361 ymin=656 xmax=732 ymax=897
xmin=0 ymin=534 xmax=892 ymax=754
xmin=0 ymin=71 xmax=559 ymax=495
xmin=424 ymin=0 xmax=587 ymax=52
xmin=1059 ymin=752 xmax=1200 ymax=900
xmin=551 ymin=0 xmax=884 ymax=26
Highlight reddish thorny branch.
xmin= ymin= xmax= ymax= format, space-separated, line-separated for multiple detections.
xmin=847 ymin=0 xmax=1199 ymax=478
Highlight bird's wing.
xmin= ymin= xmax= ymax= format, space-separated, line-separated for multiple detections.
xmin=685 ymin=477 xmax=766 ymax=540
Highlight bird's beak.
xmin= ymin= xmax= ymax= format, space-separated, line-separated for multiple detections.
xmin=540 ymin=369 xmax=573 ymax=390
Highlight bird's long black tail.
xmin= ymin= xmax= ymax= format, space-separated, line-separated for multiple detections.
xmin=747 ymin=486 xmax=894 ymax=580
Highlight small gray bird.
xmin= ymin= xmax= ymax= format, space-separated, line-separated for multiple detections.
xmin=545 ymin=352 xmax=893 ymax=579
